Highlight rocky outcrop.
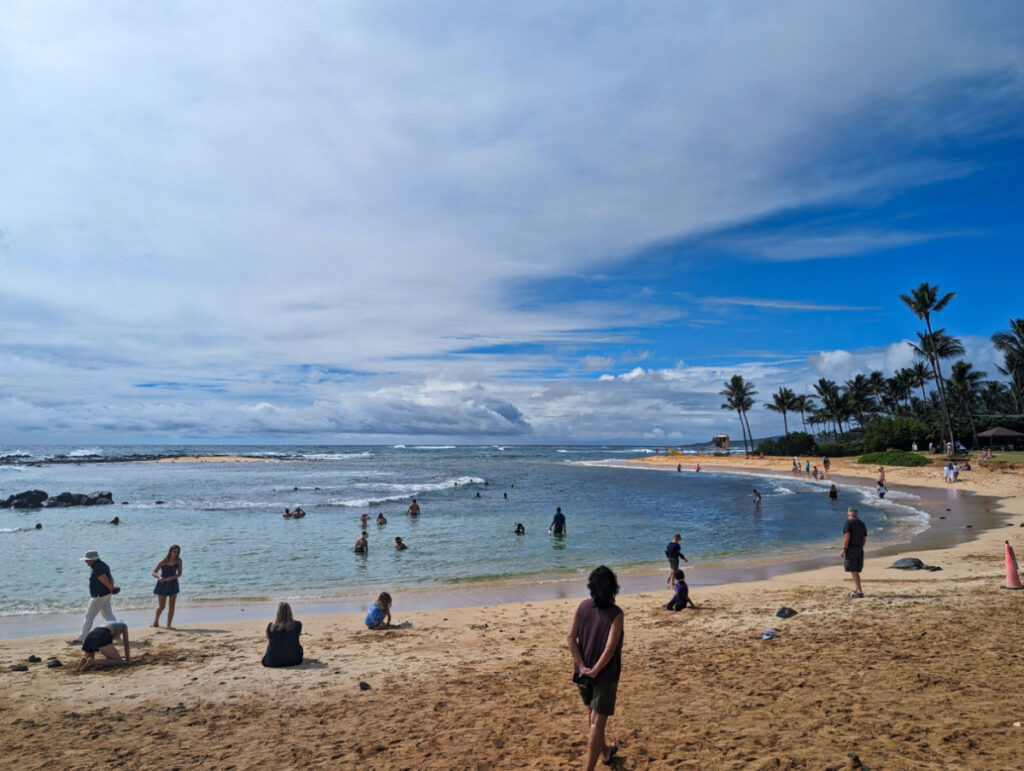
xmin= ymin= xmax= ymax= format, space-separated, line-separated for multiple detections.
xmin=44 ymin=491 xmax=114 ymax=507
xmin=1 ymin=490 xmax=48 ymax=509
xmin=0 ymin=489 xmax=114 ymax=508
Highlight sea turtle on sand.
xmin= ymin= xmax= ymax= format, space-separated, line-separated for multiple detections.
xmin=887 ymin=557 xmax=942 ymax=572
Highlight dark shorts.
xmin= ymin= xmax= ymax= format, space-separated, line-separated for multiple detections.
xmin=585 ymin=680 xmax=618 ymax=716
xmin=82 ymin=627 xmax=113 ymax=653
xmin=844 ymin=547 xmax=864 ymax=573
xmin=668 ymin=556 xmax=679 ymax=572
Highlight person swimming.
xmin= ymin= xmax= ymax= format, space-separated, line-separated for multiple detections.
xmin=354 ymin=531 xmax=368 ymax=554
xmin=515 ymin=523 xmax=525 ymax=535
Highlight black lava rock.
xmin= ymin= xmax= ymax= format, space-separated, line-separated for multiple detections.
xmin=359 ymin=681 xmax=372 ymax=691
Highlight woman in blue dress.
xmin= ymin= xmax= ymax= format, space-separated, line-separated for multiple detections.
xmin=151 ymin=544 xmax=182 ymax=629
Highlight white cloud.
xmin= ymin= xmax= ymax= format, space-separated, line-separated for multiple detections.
xmin=0 ymin=2 xmax=1019 ymax=441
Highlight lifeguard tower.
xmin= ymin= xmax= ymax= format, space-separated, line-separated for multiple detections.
xmin=713 ymin=434 xmax=730 ymax=455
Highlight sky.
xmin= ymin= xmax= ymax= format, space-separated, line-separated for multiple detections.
xmin=1 ymin=1 xmax=1022 ymax=445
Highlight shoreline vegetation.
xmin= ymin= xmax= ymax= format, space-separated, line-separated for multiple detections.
xmin=4 ymin=453 xmax=1024 ymax=768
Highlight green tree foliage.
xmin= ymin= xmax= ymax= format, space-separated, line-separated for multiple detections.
xmin=862 ymin=416 xmax=935 ymax=453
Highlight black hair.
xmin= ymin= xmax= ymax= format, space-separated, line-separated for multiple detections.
xmin=587 ymin=565 xmax=619 ymax=609
xmin=674 ymin=569 xmax=686 ymax=581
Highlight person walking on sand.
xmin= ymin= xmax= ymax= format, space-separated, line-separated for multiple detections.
xmin=68 ymin=550 xmax=121 ymax=645
xmin=406 ymin=499 xmax=420 ymax=516
xmin=664 ymin=533 xmax=688 ymax=585
xmin=151 ymin=544 xmax=182 ymax=629
xmin=549 ymin=506 xmax=567 ymax=535
xmin=568 ymin=566 xmax=624 ymax=771
xmin=841 ymin=507 xmax=867 ymax=598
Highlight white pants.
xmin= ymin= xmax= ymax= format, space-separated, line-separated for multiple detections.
xmin=78 ymin=594 xmax=118 ymax=641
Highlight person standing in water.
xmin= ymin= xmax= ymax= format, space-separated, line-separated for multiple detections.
xmin=752 ymin=489 xmax=762 ymax=508
xmin=549 ymin=506 xmax=566 ymax=535
xmin=407 ymin=499 xmax=420 ymax=516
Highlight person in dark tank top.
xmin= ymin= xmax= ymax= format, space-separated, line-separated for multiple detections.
xmin=567 ymin=565 xmax=623 ymax=770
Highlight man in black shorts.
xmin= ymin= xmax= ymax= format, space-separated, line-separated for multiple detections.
xmin=841 ymin=507 xmax=867 ymax=598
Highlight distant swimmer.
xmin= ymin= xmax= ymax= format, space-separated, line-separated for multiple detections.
xmin=695 ymin=465 xmax=701 ymax=473
xmin=377 ymin=512 xmax=387 ymax=525
xmin=549 ymin=507 xmax=566 ymax=536
xmin=394 ymin=536 xmax=407 ymax=551
xmin=354 ymin=531 xmax=369 ymax=554
xmin=360 ymin=513 xmax=370 ymax=528
xmin=828 ymin=484 xmax=839 ymax=500
xmin=109 ymin=516 xmax=120 ymax=525
xmin=515 ymin=523 xmax=525 ymax=535
xmin=283 ymin=508 xmax=291 ymax=518
xmin=474 ymin=492 xmax=482 ymax=499
xmin=35 ymin=523 xmax=42 ymax=530
xmin=752 ymin=489 xmax=762 ymax=507
xmin=292 ymin=507 xmax=305 ymax=519
xmin=503 ymin=492 xmax=508 ymax=499
xmin=407 ymin=499 xmax=420 ymax=516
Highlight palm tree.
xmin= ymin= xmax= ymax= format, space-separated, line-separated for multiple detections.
xmin=765 ymin=387 xmax=797 ymax=436
xmin=813 ymin=378 xmax=843 ymax=438
xmin=947 ymin=360 xmax=985 ymax=448
xmin=909 ymin=361 xmax=931 ymax=403
xmin=992 ymin=318 xmax=1024 ymax=413
xmin=900 ymin=282 xmax=957 ymax=451
xmin=843 ymin=374 xmax=875 ymax=427
xmin=911 ymin=328 xmax=965 ymax=444
xmin=793 ymin=394 xmax=816 ymax=433
xmin=980 ymin=380 xmax=1012 ymax=416
xmin=720 ymin=375 xmax=757 ymax=456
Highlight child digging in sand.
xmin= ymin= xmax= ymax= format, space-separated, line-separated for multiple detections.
xmin=365 ymin=592 xmax=394 ymax=629
xmin=666 ymin=570 xmax=696 ymax=611
xmin=75 ymin=621 xmax=130 ymax=672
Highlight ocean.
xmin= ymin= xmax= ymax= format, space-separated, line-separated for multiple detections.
xmin=0 ymin=444 xmax=928 ymax=619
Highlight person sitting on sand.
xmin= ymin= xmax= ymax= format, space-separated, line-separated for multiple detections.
xmin=666 ymin=569 xmax=696 ymax=611
xmin=828 ymin=484 xmax=839 ymax=500
xmin=515 ymin=522 xmax=525 ymax=535
xmin=376 ymin=512 xmax=387 ymax=525
xmin=365 ymin=592 xmax=394 ymax=629
xmin=75 ymin=621 xmax=130 ymax=672
xmin=407 ymin=499 xmax=420 ymax=516
xmin=262 ymin=602 xmax=303 ymax=667
xmin=355 ymin=531 xmax=369 ymax=554
xmin=394 ymin=536 xmax=407 ymax=550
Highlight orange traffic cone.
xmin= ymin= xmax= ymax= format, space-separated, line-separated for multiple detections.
xmin=1003 ymin=541 xmax=1023 ymax=590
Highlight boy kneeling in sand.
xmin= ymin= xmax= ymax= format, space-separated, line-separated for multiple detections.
xmin=665 ymin=570 xmax=696 ymax=611
xmin=75 ymin=621 xmax=130 ymax=672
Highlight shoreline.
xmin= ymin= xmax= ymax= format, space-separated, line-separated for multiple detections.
xmin=1 ymin=456 xmax=1008 ymax=639
xmin=4 ymin=454 xmax=1024 ymax=768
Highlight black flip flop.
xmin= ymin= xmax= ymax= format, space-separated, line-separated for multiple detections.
xmin=602 ymin=744 xmax=619 ymax=765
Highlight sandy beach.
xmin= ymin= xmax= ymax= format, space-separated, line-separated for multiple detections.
xmin=4 ymin=455 xmax=1024 ymax=770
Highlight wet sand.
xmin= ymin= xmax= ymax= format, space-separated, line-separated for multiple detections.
xmin=4 ymin=454 xmax=1024 ymax=769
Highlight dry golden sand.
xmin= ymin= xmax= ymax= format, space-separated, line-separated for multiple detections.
xmin=4 ymin=455 xmax=1024 ymax=769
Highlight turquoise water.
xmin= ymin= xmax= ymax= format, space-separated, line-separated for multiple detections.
xmin=0 ymin=445 xmax=926 ymax=617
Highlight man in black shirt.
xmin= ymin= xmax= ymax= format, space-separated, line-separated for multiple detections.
xmin=69 ymin=549 xmax=121 ymax=644
xmin=841 ymin=507 xmax=868 ymax=598
xmin=549 ymin=506 xmax=566 ymax=535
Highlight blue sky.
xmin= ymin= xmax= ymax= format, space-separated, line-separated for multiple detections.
xmin=1 ymin=1 xmax=1022 ymax=444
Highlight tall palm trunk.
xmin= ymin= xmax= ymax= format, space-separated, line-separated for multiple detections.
xmin=742 ymin=409 xmax=754 ymax=455
xmin=736 ymin=409 xmax=749 ymax=456
xmin=925 ymin=316 xmax=956 ymax=449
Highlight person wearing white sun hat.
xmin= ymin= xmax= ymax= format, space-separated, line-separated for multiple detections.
xmin=67 ymin=549 xmax=121 ymax=645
